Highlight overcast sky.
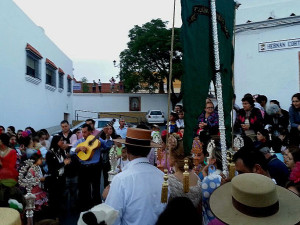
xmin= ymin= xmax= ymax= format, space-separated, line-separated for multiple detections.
xmin=13 ymin=0 xmax=291 ymax=83
xmin=13 ymin=0 xmax=182 ymax=83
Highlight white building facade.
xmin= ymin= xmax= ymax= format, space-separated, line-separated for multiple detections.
xmin=234 ymin=0 xmax=300 ymax=110
xmin=73 ymin=93 xmax=168 ymax=121
xmin=0 ymin=0 xmax=74 ymax=132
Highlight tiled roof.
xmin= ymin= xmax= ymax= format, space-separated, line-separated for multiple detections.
xmin=26 ymin=43 xmax=43 ymax=59
xmin=58 ymin=68 xmax=65 ymax=74
xmin=46 ymin=58 xmax=57 ymax=70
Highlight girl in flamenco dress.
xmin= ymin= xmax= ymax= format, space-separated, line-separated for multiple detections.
xmin=29 ymin=152 xmax=48 ymax=211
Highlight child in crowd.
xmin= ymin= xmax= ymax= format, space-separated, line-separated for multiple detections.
xmin=176 ymin=111 xmax=184 ymax=128
xmin=117 ymin=147 xmax=129 ymax=172
xmin=29 ymin=153 xmax=48 ymax=211
xmin=167 ymin=112 xmax=178 ymax=134
xmin=151 ymin=124 xmax=160 ymax=139
xmin=110 ymin=135 xmax=123 ymax=158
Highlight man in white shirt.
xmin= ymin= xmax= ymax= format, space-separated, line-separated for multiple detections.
xmin=115 ymin=118 xmax=127 ymax=139
xmin=104 ymin=128 xmax=165 ymax=225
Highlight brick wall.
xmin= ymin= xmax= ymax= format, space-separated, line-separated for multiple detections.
xmin=73 ymin=82 xmax=124 ymax=93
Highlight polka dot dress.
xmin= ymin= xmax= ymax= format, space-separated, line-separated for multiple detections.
xmin=202 ymin=172 xmax=221 ymax=225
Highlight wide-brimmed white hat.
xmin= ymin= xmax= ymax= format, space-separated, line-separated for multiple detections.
xmin=77 ymin=203 xmax=119 ymax=225
xmin=209 ymin=173 xmax=300 ymax=225
xmin=113 ymin=128 xmax=161 ymax=148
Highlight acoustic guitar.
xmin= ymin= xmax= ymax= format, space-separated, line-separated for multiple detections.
xmin=77 ymin=119 xmax=115 ymax=161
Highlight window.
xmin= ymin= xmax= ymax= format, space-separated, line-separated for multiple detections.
xmin=67 ymin=78 xmax=72 ymax=92
xmin=26 ymin=53 xmax=40 ymax=78
xmin=45 ymin=58 xmax=57 ymax=88
xmin=25 ymin=44 xmax=42 ymax=81
xmin=58 ymin=68 xmax=64 ymax=90
xmin=59 ymin=73 xmax=64 ymax=89
xmin=46 ymin=66 xmax=56 ymax=87
xmin=150 ymin=111 xmax=162 ymax=115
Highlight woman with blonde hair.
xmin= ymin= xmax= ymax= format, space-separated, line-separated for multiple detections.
xmin=167 ymin=133 xmax=202 ymax=210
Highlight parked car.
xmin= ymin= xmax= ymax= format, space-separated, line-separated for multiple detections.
xmin=51 ymin=118 xmax=136 ymax=136
xmin=71 ymin=118 xmax=119 ymax=132
xmin=145 ymin=110 xmax=165 ymax=124
xmin=71 ymin=118 xmax=137 ymax=132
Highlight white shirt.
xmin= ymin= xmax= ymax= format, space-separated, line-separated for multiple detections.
xmin=105 ymin=157 xmax=165 ymax=225
xmin=116 ymin=127 xmax=128 ymax=139
xmin=176 ymin=119 xmax=184 ymax=128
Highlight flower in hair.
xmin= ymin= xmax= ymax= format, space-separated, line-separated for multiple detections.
xmin=21 ymin=131 xmax=29 ymax=138
xmin=37 ymin=150 xmax=41 ymax=156
xmin=161 ymin=130 xmax=168 ymax=138
xmin=176 ymin=131 xmax=183 ymax=138
xmin=290 ymin=162 xmax=300 ymax=184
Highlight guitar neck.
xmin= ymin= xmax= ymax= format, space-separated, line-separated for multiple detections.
xmin=90 ymin=119 xmax=116 ymax=143
xmin=91 ymin=130 xmax=104 ymax=142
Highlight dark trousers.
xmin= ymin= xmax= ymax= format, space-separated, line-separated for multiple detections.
xmin=78 ymin=163 xmax=102 ymax=211
xmin=48 ymin=176 xmax=65 ymax=219
xmin=101 ymin=161 xmax=111 ymax=188
xmin=64 ymin=176 xmax=78 ymax=210
xmin=98 ymin=86 xmax=101 ymax=92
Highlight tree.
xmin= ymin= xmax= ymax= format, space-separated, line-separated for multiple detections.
xmin=119 ymin=19 xmax=183 ymax=107
xmin=81 ymin=77 xmax=89 ymax=93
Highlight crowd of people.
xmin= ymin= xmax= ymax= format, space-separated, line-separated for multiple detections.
xmin=0 ymin=92 xmax=300 ymax=225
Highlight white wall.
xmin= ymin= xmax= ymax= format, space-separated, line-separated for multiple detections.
xmin=0 ymin=0 xmax=73 ymax=131
xmin=236 ymin=0 xmax=300 ymax=24
xmin=234 ymin=23 xmax=300 ymax=111
xmin=73 ymin=93 xmax=169 ymax=120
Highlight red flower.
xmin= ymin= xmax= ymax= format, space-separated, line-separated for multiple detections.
xmin=161 ymin=130 xmax=168 ymax=138
xmin=176 ymin=132 xmax=183 ymax=138
xmin=290 ymin=162 xmax=300 ymax=184
xmin=37 ymin=150 xmax=41 ymax=156
xmin=22 ymin=131 xmax=29 ymax=137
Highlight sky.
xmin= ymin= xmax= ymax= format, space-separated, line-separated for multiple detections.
xmin=12 ymin=0 xmax=292 ymax=83
xmin=13 ymin=0 xmax=182 ymax=83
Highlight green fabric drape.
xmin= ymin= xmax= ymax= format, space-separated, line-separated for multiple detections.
xmin=181 ymin=0 xmax=235 ymax=155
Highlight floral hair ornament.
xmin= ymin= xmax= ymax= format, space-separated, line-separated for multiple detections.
xmin=21 ymin=131 xmax=29 ymax=138
xmin=290 ymin=162 xmax=300 ymax=184
xmin=37 ymin=150 xmax=41 ymax=156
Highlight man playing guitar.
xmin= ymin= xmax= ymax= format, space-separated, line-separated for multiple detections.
xmin=72 ymin=123 xmax=112 ymax=211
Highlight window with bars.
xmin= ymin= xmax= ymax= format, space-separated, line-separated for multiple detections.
xmin=67 ymin=78 xmax=72 ymax=92
xmin=59 ymin=73 xmax=64 ymax=89
xmin=46 ymin=66 xmax=56 ymax=87
xmin=26 ymin=53 xmax=40 ymax=79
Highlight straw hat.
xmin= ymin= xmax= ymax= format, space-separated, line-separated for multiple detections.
xmin=209 ymin=173 xmax=300 ymax=225
xmin=113 ymin=128 xmax=161 ymax=148
xmin=77 ymin=203 xmax=119 ymax=225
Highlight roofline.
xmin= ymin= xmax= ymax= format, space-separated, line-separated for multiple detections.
xmin=236 ymin=15 xmax=300 ymax=33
